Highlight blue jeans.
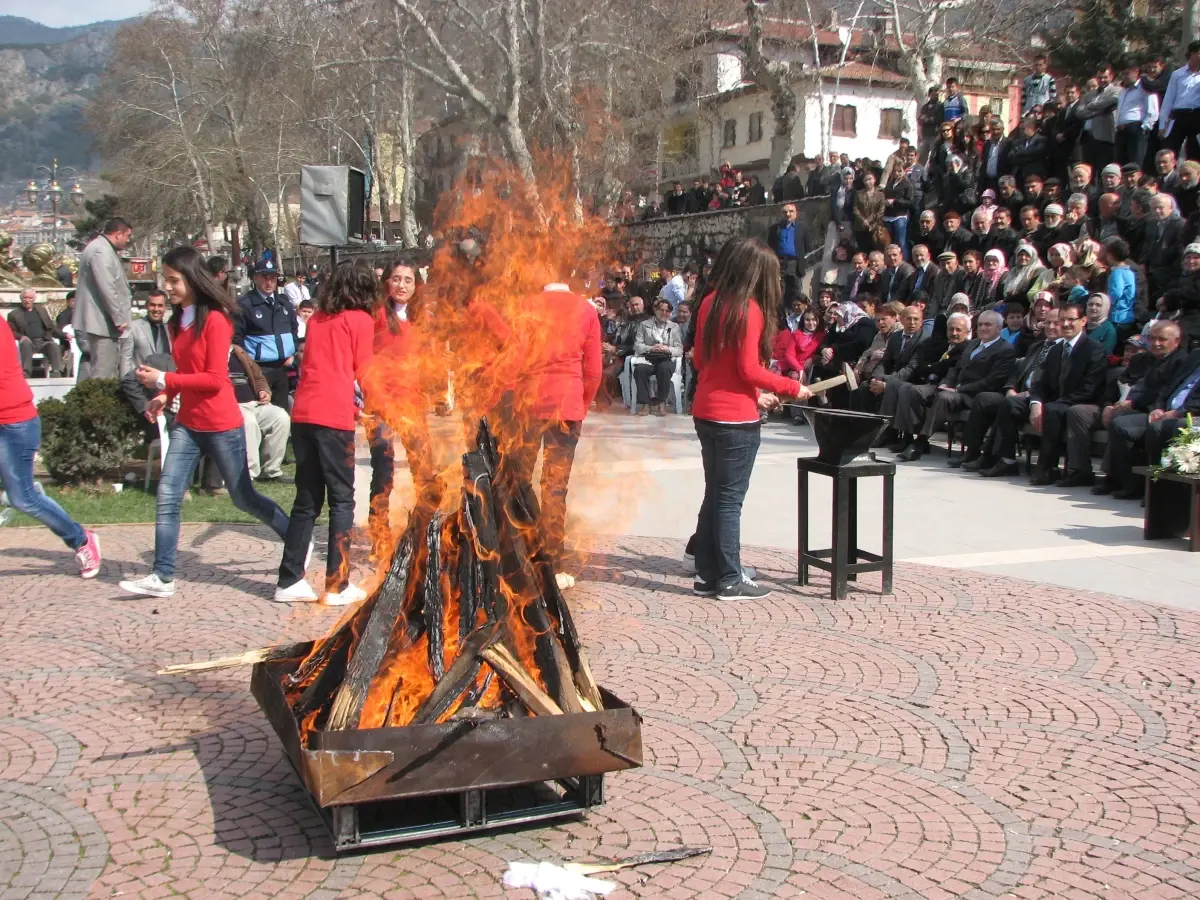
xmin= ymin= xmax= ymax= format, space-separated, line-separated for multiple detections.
xmin=0 ymin=416 xmax=85 ymax=549
xmin=884 ymin=216 xmax=909 ymax=259
xmin=693 ymin=418 xmax=761 ymax=590
xmin=154 ymin=424 xmax=289 ymax=580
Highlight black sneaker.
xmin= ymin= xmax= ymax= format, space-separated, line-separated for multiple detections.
xmin=693 ymin=580 xmax=718 ymax=597
xmin=717 ymin=578 xmax=773 ymax=601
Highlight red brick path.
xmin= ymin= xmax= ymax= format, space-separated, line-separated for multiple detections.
xmin=1 ymin=524 xmax=1199 ymax=898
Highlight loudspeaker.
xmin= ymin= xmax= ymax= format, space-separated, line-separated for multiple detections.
xmin=300 ymin=165 xmax=367 ymax=247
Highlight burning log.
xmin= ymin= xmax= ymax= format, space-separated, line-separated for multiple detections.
xmin=157 ymin=641 xmax=313 ymax=675
xmin=423 ymin=515 xmax=447 ymax=681
xmin=325 ymin=528 xmax=418 ymax=730
xmin=410 ymin=620 xmax=501 ymax=725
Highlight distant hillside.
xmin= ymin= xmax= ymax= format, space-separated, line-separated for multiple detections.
xmin=0 ymin=19 xmax=129 ymax=181
xmin=0 ymin=16 xmax=128 ymax=47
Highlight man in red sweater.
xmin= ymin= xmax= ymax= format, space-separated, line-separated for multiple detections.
xmin=0 ymin=315 xmax=101 ymax=576
xmin=510 ymin=283 xmax=603 ymax=587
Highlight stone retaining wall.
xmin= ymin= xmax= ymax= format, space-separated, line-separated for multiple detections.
xmin=614 ymin=196 xmax=830 ymax=269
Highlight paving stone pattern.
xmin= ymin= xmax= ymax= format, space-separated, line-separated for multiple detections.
xmin=1 ymin=524 xmax=1199 ymax=899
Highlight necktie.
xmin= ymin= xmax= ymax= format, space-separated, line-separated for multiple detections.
xmin=1026 ymin=341 xmax=1053 ymax=389
xmin=1059 ymin=342 xmax=1072 ymax=393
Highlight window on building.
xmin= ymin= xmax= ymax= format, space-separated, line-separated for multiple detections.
xmin=878 ymin=108 xmax=903 ymax=139
xmin=832 ymin=104 xmax=857 ymax=138
xmin=722 ymin=118 xmax=737 ymax=148
xmin=749 ymin=111 xmax=764 ymax=143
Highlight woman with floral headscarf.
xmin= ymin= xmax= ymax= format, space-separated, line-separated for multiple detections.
xmin=1028 ymin=242 xmax=1075 ymax=300
xmin=980 ymin=249 xmax=1008 ymax=309
xmin=1000 ymin=242 xmax=1045 ymax=305
xmin=812 ymin=299 xmax=878 ymax=406
xmin=1085 ymin=292 xmax=1119 ymax=355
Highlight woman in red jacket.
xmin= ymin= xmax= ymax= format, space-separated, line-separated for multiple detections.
xmin=364 ymin=258 xmax=434 ymax=543
xmin=691 ymin=237 xmax=810 ymax=600
xmin=0 ymin=315 xmax=101 ymax=578
xmin=275 ymin=260 xmax=376 ymax=605
xmin=121 ymin=246 xmax=290 ymax=598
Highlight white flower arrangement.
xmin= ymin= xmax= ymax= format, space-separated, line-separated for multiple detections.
xmin=1153 ymin=414 xmax=1200 ymax=477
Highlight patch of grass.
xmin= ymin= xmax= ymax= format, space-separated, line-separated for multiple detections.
xmin=4 ymin=461 xmax=325 ymax=527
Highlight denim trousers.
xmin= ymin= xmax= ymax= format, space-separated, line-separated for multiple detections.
xmin=693 ymin=418 xmax=761 ymax=589
xmin=279 ymin=423 xmax=356 ymax=592
xmin=0 ymin=416 xmax=85 ymax=549
xmin=155 ymin=424 xmax=289 ymax=580
xmin=884 ymin=215 xmax=909 ymax=259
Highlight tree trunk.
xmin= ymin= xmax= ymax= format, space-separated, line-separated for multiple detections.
xmin=1185 ymin=0 xmax=1200 ymax=56
xmin=768 ymin=86 xmax=798 ymax=179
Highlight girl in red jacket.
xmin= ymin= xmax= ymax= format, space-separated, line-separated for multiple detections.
xmin=275 ymin=260 xmax=376 ymax=604
xmin=771 ymin=307 xmax=824 ymax=379
xmin=690 ymin=237 xmax=810 ymax=601
xmin=121 ymin=246 xmax=289 ymax=598
xmin=363 ymin=258 xmax=435 ymax=544
xmin=0 ymin=315 xmax=101 ymax=578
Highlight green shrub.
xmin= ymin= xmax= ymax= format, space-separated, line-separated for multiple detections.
xmin=38 ymin=379 xmax=144 ymax=485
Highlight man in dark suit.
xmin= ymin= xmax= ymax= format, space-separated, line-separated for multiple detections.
xmin=1102 ymin=323 xmax=1200 ymax=496
xmin=907 ymin=244 xmax=939 ymax=298
xmin=983 ymin=302 xmax=1106 ymax=479
xmin=885 ymin=311 xmax=970 ymax=453
xmin=857 ymin=305 xmax=927 ymax=415
xmin=880 ymin=244 xmax=916 ymax=304
xmin=1052 ymin=82 xmax=1085 ymax=182
xmin=8 ymin=288 xmax=65 ymax=377
xmin=1004 ymin=302 xmax=1109 ymax=482
xmin=897 ymin=310 xmax=1015 ymax=461
xmin=767 ymin=202 xmax=813 ymax=298
xmin=772 ymin=162 xmax=806 ymax=202
xmin=1139 ymin=193 xmax=1186 ymax=298
xmin=956 ymin=307 xmax=1062 ymax=470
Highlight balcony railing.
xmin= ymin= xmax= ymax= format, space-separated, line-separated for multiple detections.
xmin=661 ymin=155 xmax=702 ymax=181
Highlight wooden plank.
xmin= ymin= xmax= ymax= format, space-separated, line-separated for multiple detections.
xmin=410 ymin=620 xmax=501 ymax=725
xmin=423 ymin=515 xmax=446 ymax=681
xmin=158 ymin=641 xmax=313 ymax=675
xmin=480 ymin=644 xmax=563 ymax=717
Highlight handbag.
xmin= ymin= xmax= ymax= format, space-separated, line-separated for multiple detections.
xmin=644 ymin=349 xmax=672 ymax=363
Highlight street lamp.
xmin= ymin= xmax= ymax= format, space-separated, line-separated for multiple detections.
xmin=26 ymin=159 xmax=84 ymax=252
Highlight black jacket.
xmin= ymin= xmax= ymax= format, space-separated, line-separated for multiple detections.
xmin=881 ymin=263 xmax=916 ymax=303
xmin=872 ymin=329 xmax=929 ymax=381
xmin=767 ymin=219 xmax=815 ymax=269
xmin=829 ymin=187 xmax=855 ymax=229
xmin=913 ymin=227 xmax=947 ymax=258
xmin=944 ymin=338 xmax=1016 ymax=395
xmin=1165 ymin=349 xmax=1200 ymax=413
xmin=1130 ymin=348 xmax=1195 ymax=410
xmin=915 ymin=339 xmax=966 ymax=384
xmin=1030 ymin=334 xmax=1107 ymax=405
xmin=1005 ymin=338 xmax=1057 ymax=392
xmin=1138 ymin=218 xmax=1185 ymax=290
xmin=1161 ymin=271 xmax=1200 ymax=347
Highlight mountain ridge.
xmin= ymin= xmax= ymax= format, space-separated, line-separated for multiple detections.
xmin=0 ymin=15 xmax=131 ymax=47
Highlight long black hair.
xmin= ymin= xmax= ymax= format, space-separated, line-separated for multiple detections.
xmin=700 ymin=236 xmax=781 ymax=364
xmin=162 ymin=246 xmax=236 ymax=339
xmin=375 ymin=255 xmax=421 ymax=335
xmin=317 ymin=259 xmax=377 ymax=316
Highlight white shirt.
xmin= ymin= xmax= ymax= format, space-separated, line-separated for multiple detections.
xmin=392 ymin=301 xmax=408 ymax=322
xmin=283 ymin=281 xmax=310 ymax=307
xmin=659 ymin=274 xmax=687 ymax=310
xmin=1117 ymin=83 xmax=1159 ymax=129
xmin=970 ymin=337 xmax=1000 ymax=358
xmin=1160 ymin=64 xmax=1200 ymax=134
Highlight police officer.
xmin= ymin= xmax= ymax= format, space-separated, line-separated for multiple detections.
xmin=234 ymin=260 xmax=298 ymax=409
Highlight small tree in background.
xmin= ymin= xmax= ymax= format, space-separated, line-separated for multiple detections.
xmin=69 ymin=194 xmax=122 ymax=251
xmin=1042 ymin=0 xmax=1181 ymax=83
xmin=38 ymin=380 xmax=144 ymax=485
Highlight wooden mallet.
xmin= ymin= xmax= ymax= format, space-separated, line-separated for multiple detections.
xmin=805 ymin=362 xmax=858 ymax=397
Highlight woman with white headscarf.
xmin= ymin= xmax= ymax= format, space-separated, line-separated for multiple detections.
xmin=1028 ymin=242 xmax=1076 ymax=300
xmin=1085 ymin=292 xmax=1119 ymax=355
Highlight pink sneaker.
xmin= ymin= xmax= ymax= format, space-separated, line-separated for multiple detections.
xmin=75 ymin=529 xmax=101 ymax=579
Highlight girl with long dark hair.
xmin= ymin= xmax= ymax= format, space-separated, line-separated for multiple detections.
xmin=363 ymin=257 xmax=435 ymax=549
xmin=120 ymin=246 xmax=290 ymax=598
xmin=690 ymin=237 xmax=810 ymax=600
xmin=275 ymin=259 xmax=376 ymax=604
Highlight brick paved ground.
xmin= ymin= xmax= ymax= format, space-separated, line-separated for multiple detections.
xmin=2 ymin=524 xmax=1200 ymax=899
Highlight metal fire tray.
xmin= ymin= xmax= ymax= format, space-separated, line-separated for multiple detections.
xmin=251 ymin=659 xmax=642 ymax=852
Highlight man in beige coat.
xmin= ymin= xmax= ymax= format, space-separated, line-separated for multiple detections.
xmin=74 ymin=218 xmax=133 ymax=380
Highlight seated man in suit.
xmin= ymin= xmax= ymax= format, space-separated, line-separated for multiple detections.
xmin=880 ymin=244 xmax=916 ymax=304
xmin=897 ymin=310 xmax=1016 ymax=461
xmin=858 ymin=304 xmax=927 ymax=416
xmin=982 ymin=301 xmax=1107 ymax=482
xmin=1101 ymin=322 xmax=1200 ymax=496
xmin=8 ymin=288 xmax=65 ymax=377
xmin=885 ymin=311 xmax=971 ymax=453
xmin=118 ymin=289 xmax=175 ymax=439
xmin=957 ymin=307 xmax=1061 ymax=470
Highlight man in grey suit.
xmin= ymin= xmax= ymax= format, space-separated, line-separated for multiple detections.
xmin=74 ymin=217 xmax=134 ymax=381
xmin=1079 ymin=64 xmax=1123 ymax=177
xmin=856 ymin=305 xmax=927 ymax=415
xmin=118 ymin=288 xmax=174 ymax=436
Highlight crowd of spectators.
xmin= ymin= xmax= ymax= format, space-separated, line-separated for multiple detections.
xmin=749 ymin=48 xmax=1200 ymax=495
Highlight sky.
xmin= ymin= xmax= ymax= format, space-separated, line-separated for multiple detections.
xmin=0 ymin=0 xmax=152 ymax=27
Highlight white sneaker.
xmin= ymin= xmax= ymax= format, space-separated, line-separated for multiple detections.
xmin=324 ymin=583 xmax=367 ymax=606
xmin=119 ymin=573 xmax=176 ymax=598
xmin=682 ymin=551 xmax=696 ymax=575
xmin=555 ymin=572 xmax=576 ymax=590
xmin=273 ymin=580 xmax=319 ymax=603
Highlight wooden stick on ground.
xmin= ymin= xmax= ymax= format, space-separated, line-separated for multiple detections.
xmin=480 ymin=644 xmax=563 ymax=716
xmin=157 ymin=641 xmax=314 ymax=675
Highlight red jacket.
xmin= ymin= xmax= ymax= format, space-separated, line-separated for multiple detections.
xmin=525 ymin=288 xmax=603 ymax=421
xmin=0 ymin=316 xmax=35 ymax=425
xmin=692 ymin=293 xmax=802 ymax=422
xmin=291 ymin=309 xmax=375 ymax=431
xmin=772 ymin=328 xmax=824 ymax=375
xmin=165 ymin=311 xmax=243 ymax=432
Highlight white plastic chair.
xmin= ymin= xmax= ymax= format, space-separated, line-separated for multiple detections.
xmin=621 ymin=356 xmax=684 ymax=413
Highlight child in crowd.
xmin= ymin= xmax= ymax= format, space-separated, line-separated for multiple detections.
xmin=1000 ymin=302 xmax=1026 ymax=345
xmin=275 ymin=260 xmax=376 ymax=604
